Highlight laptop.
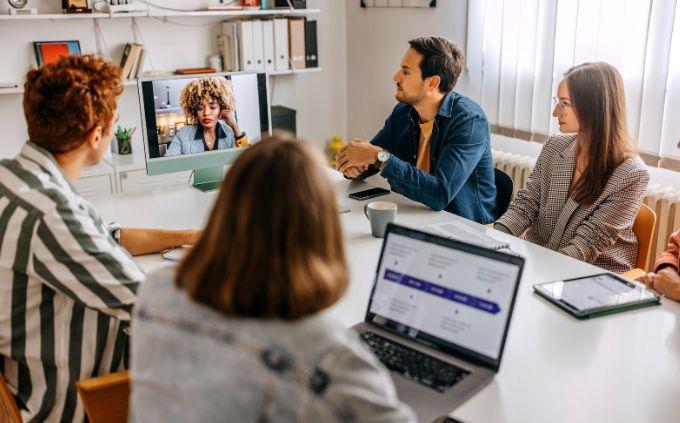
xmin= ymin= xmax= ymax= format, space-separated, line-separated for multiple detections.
xmin=353 ymin=224 xmax=525 ymax=422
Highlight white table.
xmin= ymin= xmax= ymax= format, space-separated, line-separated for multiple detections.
xmin=90 ymin=171 xmax=680 ymax=423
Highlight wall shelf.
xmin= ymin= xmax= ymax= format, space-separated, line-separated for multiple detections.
xmin=264 ymin=67 xmax=323 ymax=76
xmin=0 ymin=8 xmax=322 ymax=96
xmin=0 ymin=68 xmax=322 ymax=96
xmin=0 ymin=9 xmax=320 ymax=21
xmin=0 ymin=86 xmax=22 ymax=95
xmin=0 ymin=13 xmax=112 ymax=20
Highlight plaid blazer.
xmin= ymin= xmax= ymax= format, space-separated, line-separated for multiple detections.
xmin=497 ymin=133 xmax=649 ymax=273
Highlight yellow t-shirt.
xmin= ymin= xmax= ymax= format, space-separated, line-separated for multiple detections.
xmin=417 ymin=119 xmax=435 ymax=173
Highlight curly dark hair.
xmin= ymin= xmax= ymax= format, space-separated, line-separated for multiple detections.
xmin=23 ymin=54 xmax=123 ymax=154
xmin=179 ymin=77 xmax=235 ymax=123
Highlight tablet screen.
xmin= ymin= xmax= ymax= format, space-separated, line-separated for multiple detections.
xmin=534 ymin=274 xmax=657 ymax=311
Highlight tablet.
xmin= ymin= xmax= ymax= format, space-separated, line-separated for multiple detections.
xmin=533 ymin=273 xmax=661 ymax=319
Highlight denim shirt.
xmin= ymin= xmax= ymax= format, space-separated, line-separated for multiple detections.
xmin=368 ymin=91 xmax=499 ymax=224
xmin=130 ymin=265 xmax=416 ymax=423
xmin=165 ymin=121 xmax=236 ymax=156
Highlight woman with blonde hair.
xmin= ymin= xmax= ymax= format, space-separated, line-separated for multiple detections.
xmin=131 ymin=134 xmax=415 ymax=422
xmin=165 ymin=76 xmax=249 ymax=156
xmin=495 ymin=62 xmax=649 ymax=272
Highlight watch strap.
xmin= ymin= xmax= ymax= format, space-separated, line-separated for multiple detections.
xmin=108 ymin=221 xmax=122 ymax=244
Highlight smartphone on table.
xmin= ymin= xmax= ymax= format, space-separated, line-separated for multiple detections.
xmin=348 ymin=187 xmax=390 ymax=201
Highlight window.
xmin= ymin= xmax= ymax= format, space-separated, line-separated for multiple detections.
xmin=464 ymin=0 xmax=680 ymax=169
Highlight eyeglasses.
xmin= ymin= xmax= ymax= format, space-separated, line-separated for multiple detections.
xmin=552 ymin=96 xmax=573 ymax=112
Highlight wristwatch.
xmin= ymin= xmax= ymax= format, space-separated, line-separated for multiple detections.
xmin=108 ymin=222 xmax=122 ymax=244
xmin=376 ymin=149 xmax=391 ymax=169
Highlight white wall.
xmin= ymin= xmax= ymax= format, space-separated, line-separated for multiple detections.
xmin=268 ymin=0 xmax=347 ymax=147
xmin=345 ymin=0 xmax=469 ymax=141
xmin=0 ymin=0 xmax=347 ymax=161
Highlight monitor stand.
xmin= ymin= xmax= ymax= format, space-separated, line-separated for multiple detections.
xmin=193 ymin=167 xmax=223 ymax=192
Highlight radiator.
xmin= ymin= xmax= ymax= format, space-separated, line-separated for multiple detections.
xmin=643 ymin=185 xmax=680 ymax=271
xmin=492 ymin=149 xmax=678 ymax=271
xmin=492 ymin=150 xmax=536 ymax=197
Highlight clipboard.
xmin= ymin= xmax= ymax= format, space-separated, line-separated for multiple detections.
xmin=533 ymin=272 xmax=661 ymax=319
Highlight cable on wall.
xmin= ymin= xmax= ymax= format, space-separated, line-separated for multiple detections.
xmin=93 ymin=18 xmax=112 ymax=60
xmin=131 ymin=17 xmax=156 ymax=71
xmin=150 ymin=17 xmax=221 ymax=27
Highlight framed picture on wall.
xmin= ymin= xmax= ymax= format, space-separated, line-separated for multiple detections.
xmin=33 ymin=40 xmax=81 ymax=67
xmin=62 ymin=0 xmax=91 ymax=14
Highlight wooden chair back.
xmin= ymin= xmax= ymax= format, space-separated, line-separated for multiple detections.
xmin=76 ymin=371 xmax=130 ymax=423
xmin=633 ymin=203 xmax=657 ymax=271
xmin=0 ymin=372 xmax=22 ymax=423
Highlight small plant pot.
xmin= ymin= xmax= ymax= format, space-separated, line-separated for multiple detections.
xmin=117 ymin=136 xmax=132 ymax=155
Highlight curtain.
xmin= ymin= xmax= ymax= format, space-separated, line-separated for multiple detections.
xmin=465 ymin=0 xmax=680 ymax=169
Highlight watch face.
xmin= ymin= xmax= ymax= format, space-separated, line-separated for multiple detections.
xmin=8 ymin=0 xmax=28 ymax=9
xmin=378 ymin=150 xmax=389 ymax=162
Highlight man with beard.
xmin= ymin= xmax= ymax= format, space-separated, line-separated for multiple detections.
xmin=337 ymin=37 xmax=499 ymax=224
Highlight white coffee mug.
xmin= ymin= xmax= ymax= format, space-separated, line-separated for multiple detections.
xmin=364 ymin=201 xmax=397 ymax=238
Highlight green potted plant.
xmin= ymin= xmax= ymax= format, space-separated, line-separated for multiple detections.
xmin=114 ymin=126 xmax=135 ymax=155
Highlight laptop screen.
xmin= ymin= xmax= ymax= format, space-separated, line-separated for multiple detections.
xmin=366 ymin=225 xmax=524 ymax=369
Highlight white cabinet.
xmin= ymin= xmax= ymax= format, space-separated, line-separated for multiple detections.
xmin=74 ymin=162 xmax=116 ymax=199
xmin=118 ymin=168 xmax=191 ymax=193
xmin=74 ymin=174 xmax=116 ymax=198
xmin=106 ymin=154 xmax=192 ymax=194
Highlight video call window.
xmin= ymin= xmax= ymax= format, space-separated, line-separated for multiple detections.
xmin=141 ymin=73 xmax=267 ymax=159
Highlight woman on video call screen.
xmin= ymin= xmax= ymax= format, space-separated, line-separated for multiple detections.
xmin=164 ymin=77 xmax=249 ymax=156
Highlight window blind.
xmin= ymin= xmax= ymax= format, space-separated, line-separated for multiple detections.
xmin=465 ymin=0 xmax=680 ymax=169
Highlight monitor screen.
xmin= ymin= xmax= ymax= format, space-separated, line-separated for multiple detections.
xmin=367 ymin=230 xmax=522 ymax=365
xmin=139 ymin=72 xmax=269 ymax=169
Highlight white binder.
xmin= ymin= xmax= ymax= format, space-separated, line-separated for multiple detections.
xmin=251 ymin=20 xmax=265 ymax=71
xmin=262 ymin=20 xmax=276 ymax=72
xmin=238 ymin=20 xmax=255 ymax=71
xmin=273 ymin=18 xmax=290 ymax=71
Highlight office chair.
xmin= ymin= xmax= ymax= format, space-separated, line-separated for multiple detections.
xmin=621 ymin=203 xmax=657 ymax=280
xmin=76 ymin=371 xmax=130 ymax=423
xmin=494 ymin=168 xmax=514 ymax=217
xmin=0 ymin=372 xmax=22 ymax=423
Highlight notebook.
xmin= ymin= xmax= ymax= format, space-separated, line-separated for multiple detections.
xmin=161 ymin=246 xmax=191 ymax=261
xmin=420 ymin=221 xmax=510 ymax=251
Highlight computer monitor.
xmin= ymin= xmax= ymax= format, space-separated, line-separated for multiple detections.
xmin=138 ymin=72 xmax=270 ymax=191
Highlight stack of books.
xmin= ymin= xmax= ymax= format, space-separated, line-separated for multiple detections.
xmin=120 ymin=43 xmax=146 ymax=80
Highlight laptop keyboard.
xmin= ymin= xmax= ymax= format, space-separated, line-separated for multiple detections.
xmin=360 ymin=331 xmax=470 ymax=393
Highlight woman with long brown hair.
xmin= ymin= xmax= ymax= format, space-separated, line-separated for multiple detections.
xmin=130 ymin=134 xmax=415 ymax=422
xmin=494 ymin=62 xmax=649 ymax=272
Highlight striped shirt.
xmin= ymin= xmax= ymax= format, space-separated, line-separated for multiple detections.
xmin=0 ymin=143 xmax=145 ymax=422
